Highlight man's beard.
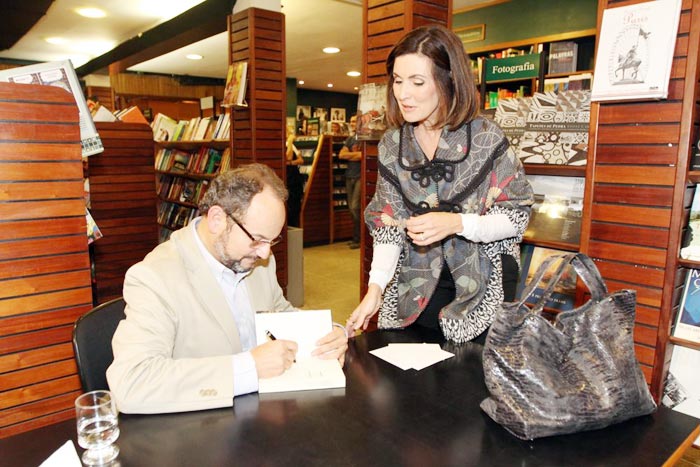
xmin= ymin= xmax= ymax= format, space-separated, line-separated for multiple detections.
xmin=214 ymin=229 xmax=259 ymax=273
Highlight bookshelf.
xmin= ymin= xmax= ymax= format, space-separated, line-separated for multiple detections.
xmin=154 ymin=138 xmax=230 ymax=242
xmin=294 ymin=135 xmax=331 ymax=245
xmin=331 ymin=137 xmax=353 ymax=242
xmin=470 ymin=30 xmax=596 ymax=109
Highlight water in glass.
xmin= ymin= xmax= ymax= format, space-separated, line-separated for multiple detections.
xmin=75 ymin=390 xmax=120 ymax=464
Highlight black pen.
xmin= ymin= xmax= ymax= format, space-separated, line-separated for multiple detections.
xmin=265 ymin=330 xmax=277 ymax=341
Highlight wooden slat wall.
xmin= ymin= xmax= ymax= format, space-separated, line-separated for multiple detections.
xmin=0 ymin=82 xmax=92 ymax=438
xmin=582 ymin=0 xmax=699 ymax=398
xmin=86 ymin=86 xmax=114 ymax=112
xmin=301 ymin=137 xmax=332 ymax=246
xmin=90 ymin=122 xmax=158 ymax=305
xmin=360 ymin=0 xmax=452 ymax=298
xmin=229 ymin=9 xmax=288 ymax=290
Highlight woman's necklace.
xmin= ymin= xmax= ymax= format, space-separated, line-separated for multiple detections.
xmin=414 ymin=125 xmax=442 ymax=161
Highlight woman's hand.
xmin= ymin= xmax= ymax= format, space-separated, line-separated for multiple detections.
xmin=312 ymin=326 xmax=348 ymax=366
xmin=405 ymin=212 xmax=462 ymax=246
xmin=346 ymin=284 xmax=383 ymax=333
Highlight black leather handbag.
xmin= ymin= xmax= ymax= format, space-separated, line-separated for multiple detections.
xmin=480 ymin=253 xmax=656 ymax=440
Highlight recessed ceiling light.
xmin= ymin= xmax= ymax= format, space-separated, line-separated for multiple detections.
xmin=298 ymin=80 xmax=305 ymax=85
xmin=323 ymin=47 xmax=340 ymax=54
xmin=186 ymin=54 xmax=203 ymax=60
xmin=75 ymin=7 xmax=106 ymax=18
xmin=346 ymin=71 xmax=361 ymax=77
xmin=327 ymin=83 xmax=334 ymax=88
xmin=354 ymin=86 xmax=359 ymax=90
xmin=45 ymin=37 xmax=68 ymax=45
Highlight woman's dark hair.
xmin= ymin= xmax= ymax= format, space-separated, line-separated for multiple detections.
xmin=385 ymin=25 xmax=479 ymax=130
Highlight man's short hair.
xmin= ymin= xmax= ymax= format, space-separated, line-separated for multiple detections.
xmin=199 ymin=163 xmax=288 ymax=219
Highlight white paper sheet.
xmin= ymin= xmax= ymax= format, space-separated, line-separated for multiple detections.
xmin=370 ymin=343 xmax=454 ymax=370
xmin=40 ymin=440 xmax=82 ymax=467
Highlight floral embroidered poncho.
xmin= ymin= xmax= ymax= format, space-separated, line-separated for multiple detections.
xmin=365 ymin=117 xmax=534 ymax=343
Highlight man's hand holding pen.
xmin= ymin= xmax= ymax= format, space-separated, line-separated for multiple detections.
xmin=251 ymin=336 xmax=298 ymax=378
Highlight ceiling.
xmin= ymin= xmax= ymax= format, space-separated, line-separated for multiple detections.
xmin=0 ymin=0 xmax=492 ymax=95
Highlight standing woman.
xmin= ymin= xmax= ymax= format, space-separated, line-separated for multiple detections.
xmin=285 ymin=131 xmax=304 ymax=227
xmin=346 ymin=25 xmax=534 ymax=344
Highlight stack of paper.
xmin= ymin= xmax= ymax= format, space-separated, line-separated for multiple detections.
xmin=370 ymin=343 xmax=454 ymax=370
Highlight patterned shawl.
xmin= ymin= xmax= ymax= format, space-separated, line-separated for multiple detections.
xmin=365 ymin=117 xmax=534 ymax=342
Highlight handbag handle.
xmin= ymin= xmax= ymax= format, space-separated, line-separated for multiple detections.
xmin=518 ymin=253 xmax=607 ymax=312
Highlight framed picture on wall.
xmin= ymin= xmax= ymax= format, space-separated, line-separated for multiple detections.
xmin=330 ymin=107 xmax=346 ymax=122
xmin=296 ymin=105 xmax=311 ymax=121
xmin=455 ymin=24 xmax=485 ymax=45
xmin=313 ymin=107 xmax=328 ymax=123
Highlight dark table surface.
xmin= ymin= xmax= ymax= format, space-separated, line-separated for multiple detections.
xmin=2 ymin=328 xmax=699 ymax=467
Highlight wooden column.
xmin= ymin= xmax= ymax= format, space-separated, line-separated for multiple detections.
xmin=0 ymin=82 xmax=92 ymax=437
xmin=581 ymin=0 xmax=699 ymax=399
xmin=360 ymin=0 xmax=452 ymax=298
xmin=228 ymin=9 xmax=288 ymax=290
xmin=90 ymin=122 xmax=159 ymax=305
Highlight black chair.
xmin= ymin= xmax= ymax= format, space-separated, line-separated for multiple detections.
xmin=72 ymin=297 xmax=126 ymax=392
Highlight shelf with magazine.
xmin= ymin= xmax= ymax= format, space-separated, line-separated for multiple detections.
xmin=330 ymin=137 xmax=353 ymax=242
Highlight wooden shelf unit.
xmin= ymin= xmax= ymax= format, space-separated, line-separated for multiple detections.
xmin=90 ymin=122 xmax=159 ymax=305
xmin=0 ymin=82 xmax=92 ymax=438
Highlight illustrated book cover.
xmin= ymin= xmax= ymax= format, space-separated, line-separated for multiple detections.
xmin=591 ymin=0 xmax=682 ymax=102
xmin=221 ymin=61 xmax=248 ymax=108
xmin=674 ymin=269 xmax=700 ymax=344
xmin=681 ymin=186 xmax=700 ymax=261
xmin=0 ymin=59 xmax=104 ymax=156
xmin=356 ymin=83 xmax=388 ymax=141
xmin=516 ymin=245 xmax=578 ymax=311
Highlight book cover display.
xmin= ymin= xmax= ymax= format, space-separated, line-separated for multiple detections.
xmin=525 ymin=175 xmax=584 ymax=245
xmin=221 ymin=61 xmax=248 ymax=108
xmin=548 ymin=41 xmax=578 ymax=75
xmin=591 ymin=0 xmax=682 ymax=102
xmin=495 ymin=90 xmax=590 ymax=165
xmin=681 ymin=186 xmax=700 ymax=261
xmin=356 ymin=83 xmax=388 ymax=140
xmin=674 ymin=269 xmax=700 ymax=344
xmin=0 ymin=59 xmax=104 ymax=156
xmin=516 ymin=245 xmax=577 ymax=311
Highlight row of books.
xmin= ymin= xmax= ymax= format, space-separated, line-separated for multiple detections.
xmin=157 ymin=176 xmax=210 ymax=206
xmin=483 ymin=86 xmax=529 ymax=110
xmin=155 ymin=146 xmax=231 ymax=175
xmin=543 ymin=73 xmax=592 ymax=93
xmin=158 ymin=201 xmax=199 ymax=231
xmin=152 ymin=112 xmax=231 ymax=142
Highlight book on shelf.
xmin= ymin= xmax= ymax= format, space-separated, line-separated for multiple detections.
xmin=116 ymin=106 xmax=149 ymax=124
xmin=548 ymin=41 xmax=578 ymax=75
xmin=543 ymin=73 xmax=593 ymax=93
xmin=591 ymin=0 xmax=682 ymax=102
xmin=0 ymin=59 xmax=104 ymax=157
xmin=516 ymin=244 xmax=578 ymax=311
xmin=525 ymin=175 xmax=584 ymax=245
xmin=496 ymin=90 xmax=590 ymax=165
xmin=681 ymin=186 xmax=700 ymax=261
xmin=690 ymin=133 xmax=700 ymax=171
xmin=152 ymin=113 xmax=178 ymax=142
xmin=356 ymin=82 xmax=388 ymax=141
xmin=674 ymin=269 xmax=700 ymax=344
xmin=221 ymin=61 xmax=248 ymax=108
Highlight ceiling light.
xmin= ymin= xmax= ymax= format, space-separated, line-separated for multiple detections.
xmin=354 ymin=86 xmax=359 ymax=90
xmin=186 ymin=54 xmax=203 ymax=60
xmin=327 ymin=83 xmax=334 ymax=88
xmin=346 ymin=71 xmax=361 ymax=77
xmin=298 ymin=80 xmax=305 ymax=85
xmin=75 ymin=7 xmax=106 ymax=18
xmin=45 ymin=37 xmax=68 ymax=45
xmin=323 ymin=47 xmax=340 ymax=54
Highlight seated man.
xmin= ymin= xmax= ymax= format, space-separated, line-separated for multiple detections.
xmin=107 ymin=163 xmax=347 ymax=414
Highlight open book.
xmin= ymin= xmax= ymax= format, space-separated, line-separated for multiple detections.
xmin=254 ymin=310 xmax=345 ymax=393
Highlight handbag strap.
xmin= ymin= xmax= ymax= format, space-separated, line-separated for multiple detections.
xmin=518 ymin=253 xmax=608 ymax=312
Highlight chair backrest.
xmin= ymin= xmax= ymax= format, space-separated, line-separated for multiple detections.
xmin=72 ymin=297 xmax=126 ymax=392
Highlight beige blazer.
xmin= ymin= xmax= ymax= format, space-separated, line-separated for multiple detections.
xmin=107 ymin=222 xmax=291 ymax=414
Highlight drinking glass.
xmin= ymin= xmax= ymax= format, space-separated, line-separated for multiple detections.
xmin=75 ymin=390 xmax=120 ymax=465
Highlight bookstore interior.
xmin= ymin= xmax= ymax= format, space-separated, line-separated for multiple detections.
xmin=1 ymin=0 xmax=700 ymax=464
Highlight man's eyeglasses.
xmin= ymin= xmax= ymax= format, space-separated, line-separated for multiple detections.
xmin=228 ymin=214 xmax=283 ymax=247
